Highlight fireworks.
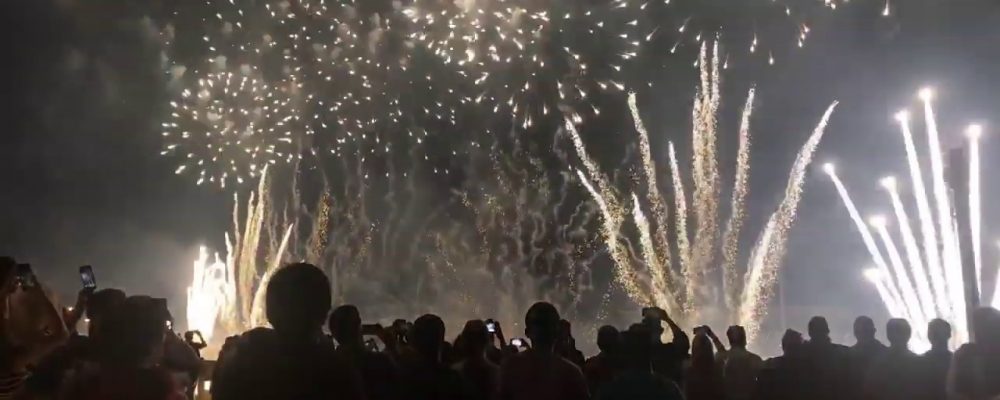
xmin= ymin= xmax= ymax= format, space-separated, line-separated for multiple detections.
xmin=824 ymin=87 xmax=997 ymax=349
xmin=162 ymin=69 xmax=303 ymax=188
xmin=620 ymin=0 xmax=840 ymax=68
xmin=570 ymin=43 xmax=838 ymax=340
xmin=405 ymin=0 xmax=634 ymax=129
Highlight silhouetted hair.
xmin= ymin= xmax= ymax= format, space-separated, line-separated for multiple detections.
xmin=690 ymin=333 xmax=715 ymax=370
xmin=412 ymin=314 xmax=446 ymax=361
xmin=853 ymin=316 xmax=876 ymax=341
xmin=927 ymin=318 xmax=951 ymax=346
xmin=87 ymin=288 xmax=127 ymax=321
xmin=808 ymin=316 xmax=830 ymax=340
xmin=781 ymin=329 xmax=804 ymax=355
xmin=329 ymin=304 xmax=361 ymax=344
xmin=971 ymin=307 xmax=1000 ymax=345
xmin=265 ymin=263 xmax=331 ymax=335
xmin=99 ymin=296 xmax=167 ymax=366
xmin=525 ymin=302 xmax=560 ymax=349
xmin=460 ymin=320 xmax=489 ymax=355
xmin=886 ymin=318 xmax=911 ymax=347
xmin=621 ymin=324 xmax=651 ymax=370
xmin=726 ymin=325 xmax=747 ymax=348
xmin=596 ymin=325 xmax=620 ymax=353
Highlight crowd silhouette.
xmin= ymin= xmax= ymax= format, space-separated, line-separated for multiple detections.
xmin=2 ymin=257 xmax=1000 ymax=399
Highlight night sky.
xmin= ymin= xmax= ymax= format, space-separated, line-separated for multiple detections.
xmin=2 ymin=0 xmax=999 ymax=350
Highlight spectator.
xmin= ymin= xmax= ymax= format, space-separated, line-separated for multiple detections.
xmin=920 ymin=318 xmax=952 ymax=400
xmin=948 ymin=307 xmax=1000 ymax=400
xmin=0 ymin=259 xmax=70 ymax=398
xmin=451 ymin=320 xmax=498 ymax=400
xmin=643 ymin=307 xmax=690 ymax=385
xmin=596 ymin=324 xmax=682 ymax=400
xmin=801 ymin=316 xmax=849 ymax=400
xmin=584 ymin=325 xmax=621 ymax=394
xmin=684 ymin=330 xmax=724 ymax=400
xmin=863 ymin=318 xmax=920 ymax=400
xmin=330 ymin=304 xmax=400 ymax=400
xmin=753 ymin=329 xmax=806 ymax=400
xmin=24 ymin=288 xmax=126 ymax=397
xmin=557 ymin=319 xmax=586 ymax=367
xmin=849 ymin=316 xmax=887 ymax=397
xmin=211 ymin=263 xmax=364 ymax=400
xmin=58 ymin=296 xmax=185 ymax=399
xmin=718 ymin=325 xmax=762 ymax=400
xmin=497 ymin=302 xmax=590 ymax=400
xmin=398 ymin=314 xmax=467 ymax=400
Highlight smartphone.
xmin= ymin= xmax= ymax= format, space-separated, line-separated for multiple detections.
xmin=485 ymin=319 xmax=497 ymax=334
xmin=364 ymin=338 xmax=379 ymax=352
xmin=186 ymin=330 xmax=206 ymax=347
xmin=510 ymin=338 xmax=524 ymax=347
xmin=79 ymin=265 xmax=97 ymax=289
xmin=15 ymin=264 xmax=36 ymax=288
xmin=152 ymin=298 xmax=173 ymax=329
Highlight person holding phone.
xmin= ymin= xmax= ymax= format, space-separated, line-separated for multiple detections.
xmin=454 ymin=320 xmax=500 ymax=400
xmin=497 ymin=302 xmax=590 ymax=400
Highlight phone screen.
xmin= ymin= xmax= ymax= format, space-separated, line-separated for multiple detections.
xmin=15 ymin=264 xmax=36 ymax=288
xmin=511 ymin=338 xmax=523 ymax=347
xmin=79 ymin=265 xmax=97 ymax=289
xmin=486 ymin=320 xmax=497 ymax=333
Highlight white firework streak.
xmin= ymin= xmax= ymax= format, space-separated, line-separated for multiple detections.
xmin=883 ymin=179 xmax=937 ymax=323
xmin=740 ymin=102 xmax=838 ymax=339
xmin=690 ymin=44 xmax=722 ymax=311
xmin=632 ymin=193 xmax=680 ymax=314
xmin=722 ymin=88 xmax=755 ymax=312
xmin=670 ymin=141 xmax=694 ymax=311
xmin=629 ymin=93 xmax=675 ymax=282
xmin=873 ymin=220 xmax=928 ymax=330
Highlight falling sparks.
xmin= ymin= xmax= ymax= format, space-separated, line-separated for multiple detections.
xmin=186 ymin=246 xmax=230 ymax=343
xmin=826 ymin=87 xmax=999 ymax=348
xmin=571 ymin=43 xmax=837 ymax=339
xmin=162 ymin=69 xmax=302 ymax=188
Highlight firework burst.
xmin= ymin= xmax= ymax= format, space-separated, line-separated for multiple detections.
xmin=405 ymin=0 xmax=636 ymax=130
xmin=162 ymin=69 xmax=303 ymax=188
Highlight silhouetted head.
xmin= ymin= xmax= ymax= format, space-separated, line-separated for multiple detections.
xmin=726 ymin=325 xmax=747 ymax=349
xmin=265 ymin=263 xmax=331 ymax=337
xmin=596 ymin=325 xmax=620 ymax=354
xmin=620 ymin=324 xmax=651 ymax=370
xmin=525 ymin=302 xmax=560 ymax=350
xmin=412 ymin=314 xmax=446 ymax=362
xmin=691 ymin=332 xmax=715 ymax=369
xmin=927 ymin=318 xmax=951 ymax=349
xmin=460 ymin=319 xmax=489 ymax=356
xmin=86 ymin=288 xmax=126 ymax=337
xmin=853 ymin=316 xmax=876 ymax=343
xmin=99 ymin=296 xmax=167 ymax=367
xmin=886 ymin=318 xmax=911 ymax=349
xmin=781 ymin=329 xmax=804 ymax=356
xmin=558 ymin=319 xmax=573 ymax=341
xmin=971 ymin=307 xmax=1000 ymax=349
xmin=808 ymin=316 xmax=830 ymax=342
xmin=328 ymin=304 xmax=362 ymax=345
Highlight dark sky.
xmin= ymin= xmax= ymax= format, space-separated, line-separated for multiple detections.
xmin=2 ymin=0 xmax=999 ymax=348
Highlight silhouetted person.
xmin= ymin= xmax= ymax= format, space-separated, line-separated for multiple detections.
xmin=497 ymin=302 xmax=590 ymax=400
xmin=643 ymin=307 xmax=690 ymax=385
xmin=717 ymin=325 xmax=762 ymax=400
xmin=330 ymin=305 xmax=399 ymax=400
xmin=584 ymin=325 xmax=621 ymax=394
xmin=849 ymin=316 xmax=887 ymax=398
xmin=24 ymin=288 xmax=127 ymax=397
xmin=753 ymin=329 xmax=807 ymax=400
xmin=59 ymin=296 xmax=185 ymax=399
xmin=863 ymin=318 xmax=920 ymax=400
xmin=558 ymin=319 xmax=586 ymax=367
xmin=596 ymin=324 xmax=682 ymax=400
xmin=920 ymin=318 xmax=952 ymax=400
xmin=684 ymin=331 xmax=724 ymax=400
xmin=948 ymin=307 xmax=1000 ymax=400
xmin=212 ymin=263 xmax=364 ymax=400
xmin=399 ymin=314 xmax=467 ymax=400
xmin=801 ymin=316 xmax=849 ymax=400
xmin=451 ymin=320 xmax=498 ymax=400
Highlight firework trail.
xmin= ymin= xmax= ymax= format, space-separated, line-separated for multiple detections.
xmin=722 ymin=88 xmax=755 ymax=312
xmin=629 ymin=93 xmax=674 ymax=281
xmin=882 ymin=177 xmax=937 ymax=321
xmin=824 ymin=165 xmax=906 ymax=311
xmin=895 ymin=111 xmax=950 ymax=314
xmin=571 ymin=43 xmax=836 ymax=338
xmin=739 ymin=101 xmax=837 ymax=339
xmin=873 ymin=217 xmax=927 ymax=328
xmin=826 ymin=88 xmax=1000 ymax=347
xmin=186 ymin=246 xmax=229 ymax=342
